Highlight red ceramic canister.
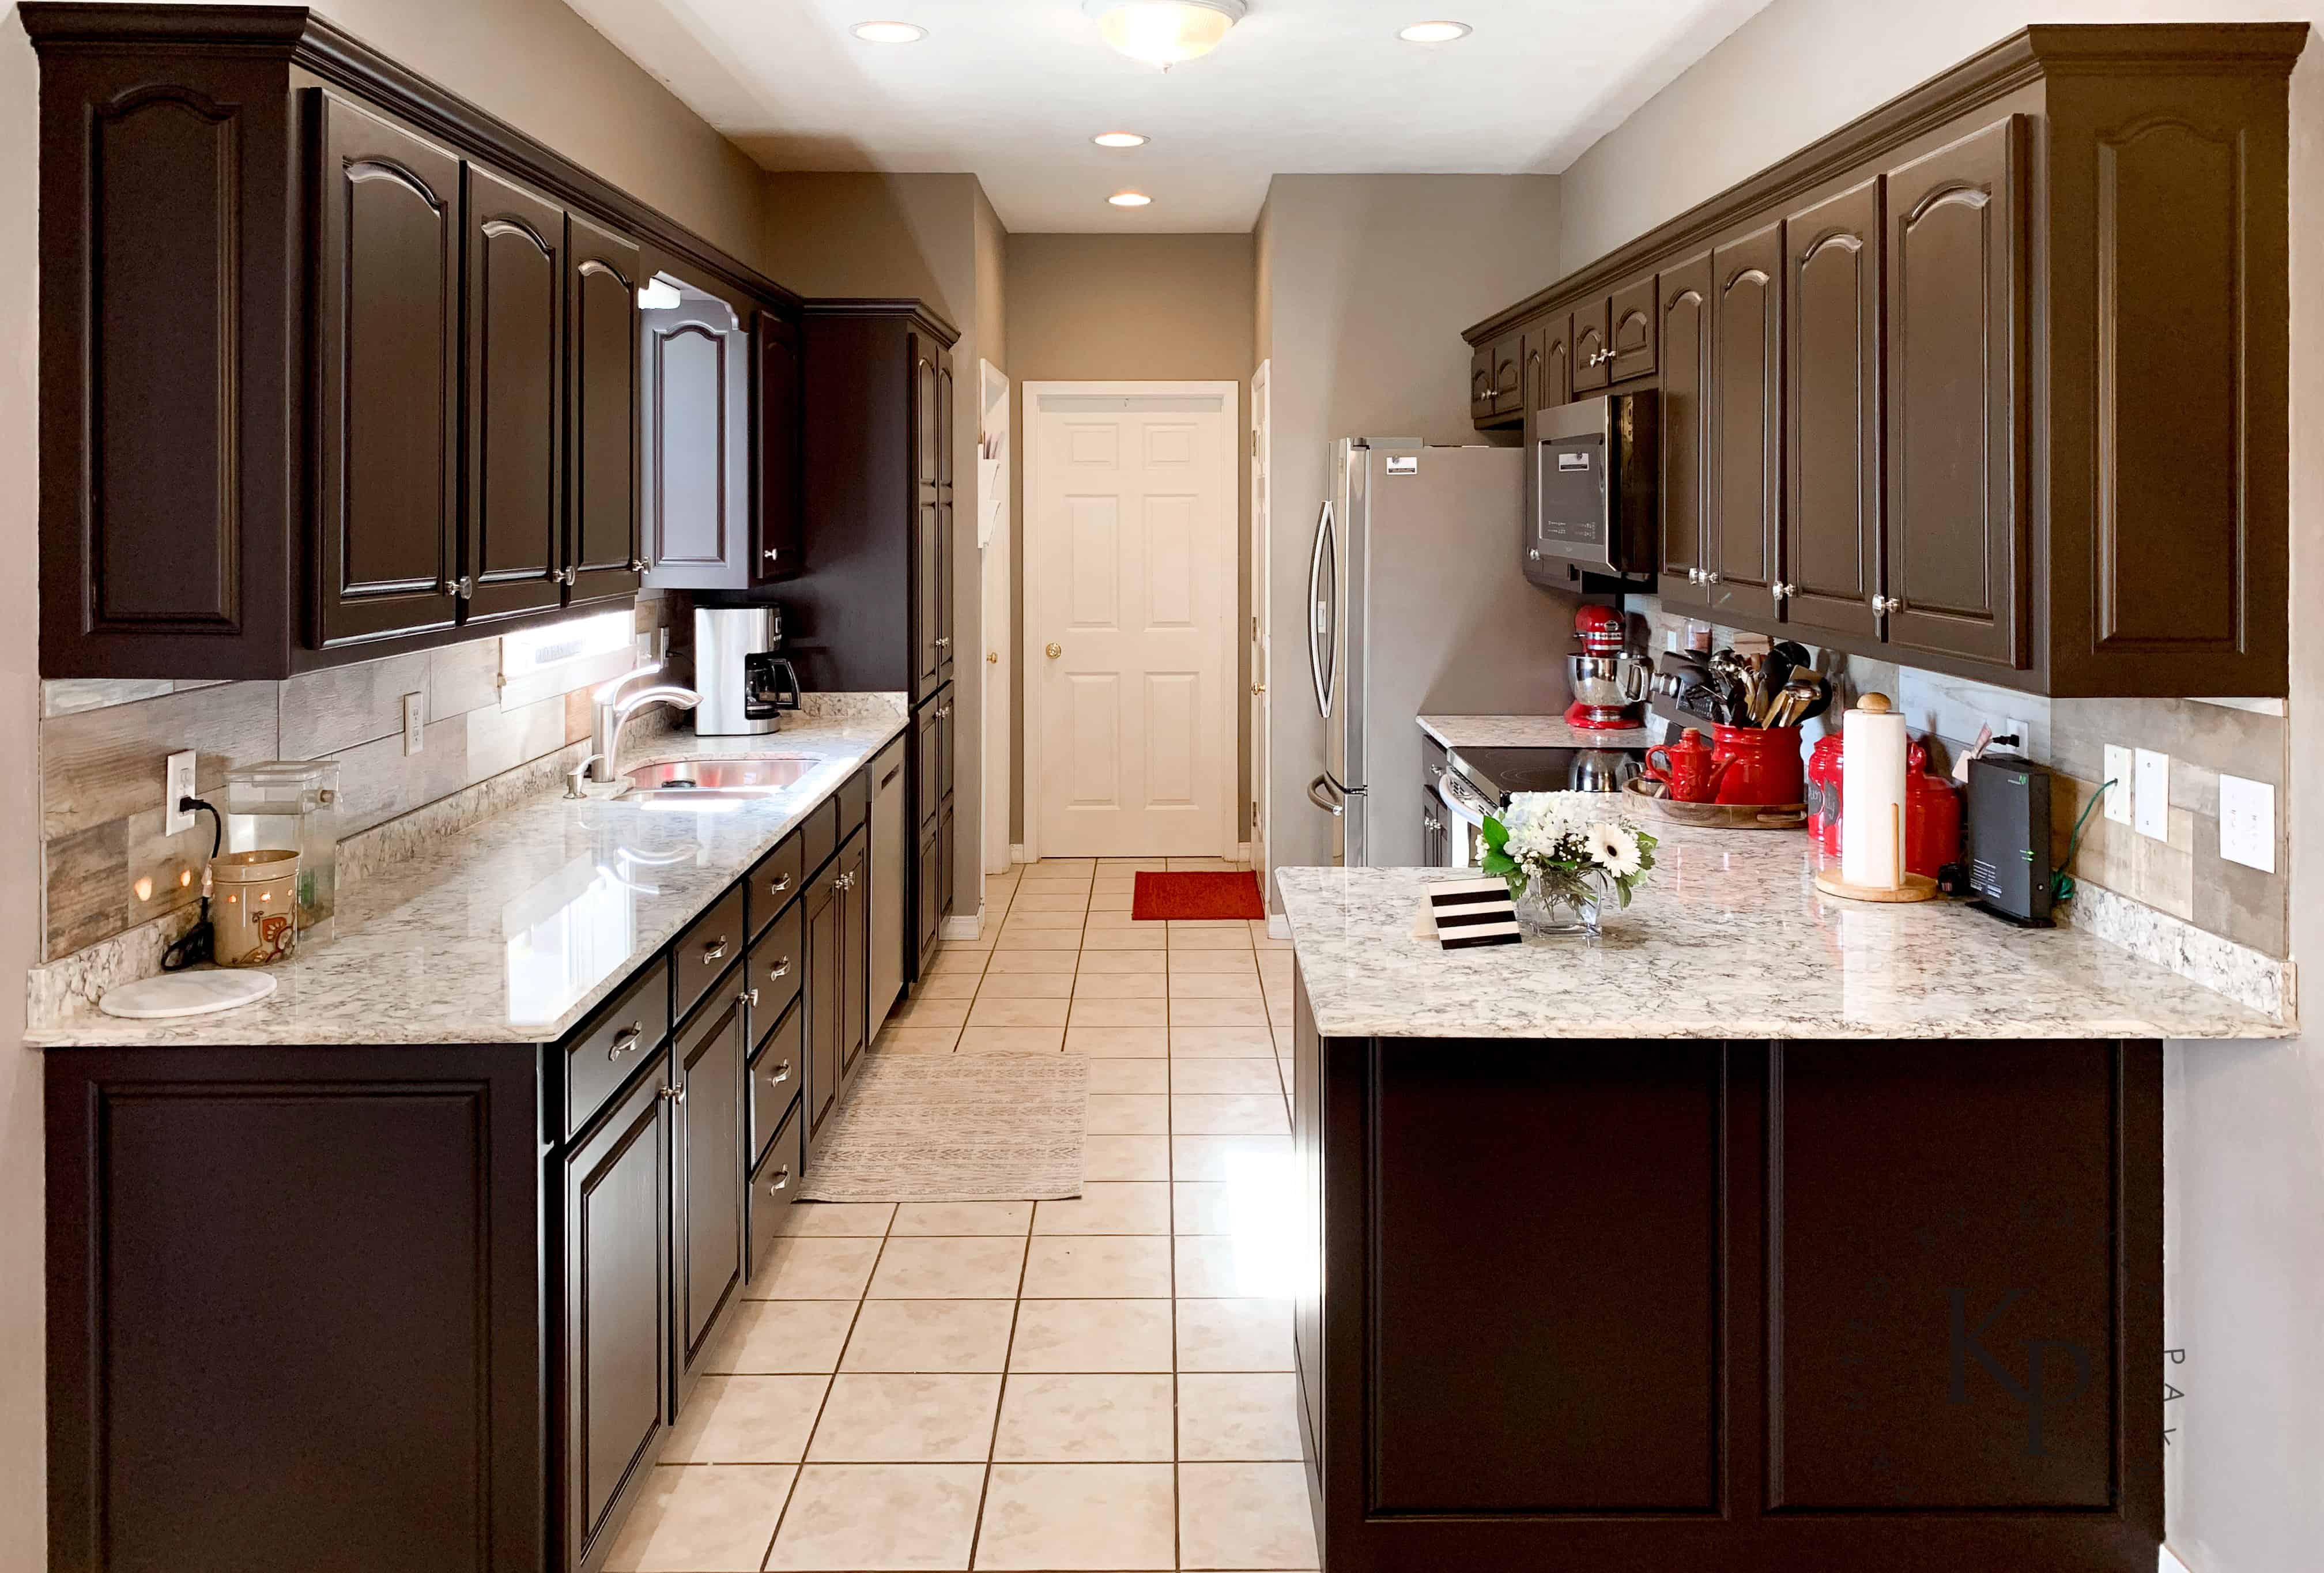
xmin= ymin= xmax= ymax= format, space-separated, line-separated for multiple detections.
xmin=1906 ymin=745 xmax=1963 ymax=877
xmin=1808 ymin=733 xmax=1845 ymax=853
xmin=1711 ymin=723 xmax=1806 ymax=806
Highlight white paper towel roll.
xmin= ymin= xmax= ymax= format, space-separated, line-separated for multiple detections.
xmin=1840 ymin=693 xmax=1907 ymax=889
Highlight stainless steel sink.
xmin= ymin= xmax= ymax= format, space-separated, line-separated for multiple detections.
xmin=621 ymin=756 xmax=820 ymax=800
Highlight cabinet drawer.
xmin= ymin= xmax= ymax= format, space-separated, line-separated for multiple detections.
xmin=749 ymin=995 xmax=803 ymax=1172
xmin=559 ymin=958 xmax=670 ymax=1141
xmin=750 ymin=899 xmax=804 ymax=1031
xmin=674 ymin=885 xmax=746 ymax=1025
xmin=797 ymin=794 xmax=840 ymax=879
xmin=748 ymin=831 xmax=803 ymax=939
xmin=746 ymin=1097 xmax=806 ymax=1283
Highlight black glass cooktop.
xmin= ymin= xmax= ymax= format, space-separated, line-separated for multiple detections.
xmin=1452 ymin=744 xmax=1646 ymax=805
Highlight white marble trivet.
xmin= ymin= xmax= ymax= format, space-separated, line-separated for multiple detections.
xmin=99 ymin=970 xmax=277 ymax=1020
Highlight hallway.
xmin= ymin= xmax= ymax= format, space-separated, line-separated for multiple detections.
xmin=601 ymin=857 xmax=1318 ymax=1571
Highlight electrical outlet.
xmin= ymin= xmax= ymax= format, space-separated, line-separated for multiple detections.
xmin=164 ymin=750 xmax=197 ymax=835
xmin=402 ymin=692 xmax=425 ymax=756
xmin=2220 ymin=775 xmax=2276 ymax=872
xmin=2103 ymin=745 xmax=2133 ymax=825
xmin=2134 ymin=749 xmax=2170 ymax=841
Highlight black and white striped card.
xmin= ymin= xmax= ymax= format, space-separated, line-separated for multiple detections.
xmin=1424 ymin=878 xmax=1522 ymax=949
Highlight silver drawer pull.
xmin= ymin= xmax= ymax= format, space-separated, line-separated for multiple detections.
xmin=659 ymin=1085 xmax=687 ymax=1105
xmin=741 ymin=987 xmax=761 ymax=1009
xmin=769 ymin=957 xmax=793 ymax=981
xmin=768 ymin=873 xmax=793 ymax=896
xmin=767 ymin=1059 xmax=793 ymax=1085
xmin=608 ymin=1025 xmax=642 ymax=1061
xmin=767 ymin=1166 xmax=791 ymax=1193
xmin=701 ymin=936 xmax=729 ymax=963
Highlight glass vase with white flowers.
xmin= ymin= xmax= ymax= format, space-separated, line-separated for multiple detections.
xmin=1479 ymin=791 xmax=1659 ymax=937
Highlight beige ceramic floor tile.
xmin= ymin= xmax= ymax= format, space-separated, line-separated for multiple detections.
xmin=779 ymin=1202 xmax=896 ymax=1238
xmin=1171 ymin=999 xmax=1271 ymax=1028
xmin=599 ymin=1463 xmax=795 ymax=1572
xmin=705 ymin=1299 xmax=859 ymax=1375
xmin=1009 ymin=892 xmax=1091 ymax=912
xmin=1084 ymin=1058 xmax=1168 ymax=1095
xmin=1033 ymin=1182 xmax=1171 ymax=1236
xmin=973 ymin=1463 xmax=1176 ymax=1571
xmin=914 ymin=972 xmax=982 ymax=999
xmin=873 ymin=1028 xmax=962 ymax=1055
xmin=663 ymin=1374 xmax=829 ymax=1463
xmin=1084 ymin=1094 xmax=1168 ymax=1135
xmin=748 ymin=1236 xmax=882 ymax=1300
xmin=1021 ymin=1235 xmax=1175 ymax=1298
xmin=1069 ymin=998 xmax=1169 ymax=1028
xmin=1087 ymin=889 xmax=1134 ymax=912
xmin=805 ymin=1372 xmax=1001 ymax=1462
xmin=1006 ymin=1298 xmax=1174 ymax=1373
xmin=994 ymin=931 xmax=1082 ymax=953
xmin=764 ymin=1462 xmax=982 ymax=1571
xmin=1171 ymin=1095 xmax=1289 ymax=1136
xmin=1081 ymin=1133 xmax=1172 ymax=1182
xmin=958 ymin=1025 xmax=1067 ymax=1052
xmin=1078 ymin=928 xmax=1166 ymax=951
xmin=1073 ymin=972 xmax=1167 ymax=999
xmin=925 ymin=953 xmax=990 ymax=978
xmin=1174 ymin=1297 xmax=1295 ymax=1372
xmin=1176 ymin=1236 xmax=1304 ymax=1299
xmin=1170 ymin=1134 xmax=1294 ymax=1184
xmin=1168 ymin=973 xmax=1265 ymax=1000
xmin=1074 ymin=948 xmax=1167 ymax=974
xmin=1177 ymin=1461 xmax=1320 ymax=1570
xmin=975 ymin=971 xmax=1077 ymax=1000
xmin=1178 ymin=1373 xmax=1304 ymax=1461
xmin=1169 ymin=1027 xmax=1279 ymax=1058
xmin=994 ymin=1373 xmax=1175 ymax=1461
xmin=1003 ymin=914 xmax=1087 ymax=936
xmin=968 ymin=997 xmax=1072 ymax=1028
xmin=983 ymin=948 xmax=1081 ymax=974
xmin=1169 ymin=1059 xmax=1280 ymax=1097
xmin=891 ymin=1201 xmax=1035 ymax=1237
xmin=888 ymin=998 xmax=972 ymax=1027
xmin=1166 ymin=948 xmax=1258 ymax=974
xmin=868 ymin=1235 xmax=1028 ymax=1299
xmin=841 ymin=1299 xmax=1017 ymax=1374
xmin=1168 ymin=929 xmax=1252 ymax=950
xmin=1062 ymin=1025 xmax=1169 ymax=1057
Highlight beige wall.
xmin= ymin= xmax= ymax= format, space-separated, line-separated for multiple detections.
xmin=1254 ymin=174 xmax=1563 ymax=888
xmin=760 ymin=173 xmax=1001 ymax=920
xmin=1003 ymin=233 xmax=1259 ymax=850
xmin=1552 ymin=6 xmax=2324 ymax=1569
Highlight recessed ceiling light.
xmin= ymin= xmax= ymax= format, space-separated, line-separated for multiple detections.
xmin=851 ymin=20 xmax=926 ymax=43
xmin=1398 ymin=20 xmax=1472 ymax=43
xmin=1109 ymin=190 xmax=1154 ymax=208
xmin=1084 ymin=0 xmax=1247 ymax=70
xmin=1093 ymin=131 xmax=1151 ymax=149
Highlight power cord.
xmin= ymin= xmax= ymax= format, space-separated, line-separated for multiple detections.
xmin=2051 ymin=778 xmax=2116 ymax=905
xmin=160 ymin=796 xmax=223 ymax=971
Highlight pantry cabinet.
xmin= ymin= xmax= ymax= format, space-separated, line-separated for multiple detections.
xmin=28 ymin=2 xmax=802 ymax=678
xmin=1463 ymin=22 xmax=2300 ymax=697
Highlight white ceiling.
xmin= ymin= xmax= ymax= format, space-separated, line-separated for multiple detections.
xmin=568 ymin=0 xmax=1773 ymax=232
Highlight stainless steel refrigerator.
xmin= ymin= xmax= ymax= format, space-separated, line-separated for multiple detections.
xmin=1306 ymin=439 xmax=1579 ymax=866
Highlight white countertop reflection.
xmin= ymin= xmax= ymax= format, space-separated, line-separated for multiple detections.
xmin=28 ymin=713 xmax=907 ymax=1048
xmin=1275 ymin=829 xmax=2289 ymax=1042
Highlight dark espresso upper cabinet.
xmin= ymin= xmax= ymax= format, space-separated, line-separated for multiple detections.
xmin=1464 ymin=23 xmax=2301 ymax=696
xmin=1783 ymin=175 xmax=1884 ymax=641
xmin=642 ymin=292 xmax=749 ymax=590
xmin=568 ymin=214 xmax=645 ymax=607
xmin=462 ymin=163 xmax=566 ymax=625
xmin=316 ymin=93 xmax=464 ymax=649
xmin=28 ymin=4 xmax=803 ymax=678
xmin=754 ymin=313 xmax=805 ymax=584
xmin=1537 ymin=313 xmax=1572 ymax=411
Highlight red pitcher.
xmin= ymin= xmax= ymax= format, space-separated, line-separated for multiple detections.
xmin=1643 ymin=729 xmax=1734 ymax=803
xmin=1711 ymin=724 xmax=1806 ymax=806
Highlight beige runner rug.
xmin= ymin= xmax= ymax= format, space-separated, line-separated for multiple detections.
xmin=793 ymin=1052 xmax=1087 ymax=1202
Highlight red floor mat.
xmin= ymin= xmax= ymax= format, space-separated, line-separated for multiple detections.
xmin=1130 ymin=870 xmax=1265 ymax=921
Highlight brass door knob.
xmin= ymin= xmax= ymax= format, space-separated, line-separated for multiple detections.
xmin=1046 ymin=642 xmax=1062 ymax=659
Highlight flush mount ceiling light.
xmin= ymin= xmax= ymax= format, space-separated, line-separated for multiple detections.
xmin=851 ymin=20 xmax=926 ymax=43
xmin=1093 ymin=131 xmax=1151 ymax=148
xmin=1109 ymin=190 xmax=1154 ymax=207
xmin=1082 ymin=0 xmax=1248 ymax=70
xmin=1398 ymin=20 xmax=1472 ymax=43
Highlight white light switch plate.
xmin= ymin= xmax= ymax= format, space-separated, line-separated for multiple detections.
xmin=2103 ymin=745 xmax=2133 ymax=825
xmin=2134 ymin=749 xmax=2170 ymax=841
xmin=2220 ymin=775 xmax=2276 ymax=872
xmin=402 ymin=692 xmax=425 ymax=755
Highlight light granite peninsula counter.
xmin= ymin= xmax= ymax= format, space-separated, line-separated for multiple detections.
xmin=37 ymin=705 xmax=916 ymax=1573
xmin=1276 ymin=828 xmax=2277 ymax=1573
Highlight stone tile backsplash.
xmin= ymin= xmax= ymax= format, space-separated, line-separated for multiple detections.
xmin=1632 ymin=595 xmax=2289 ymax=961
xmin=34 ymin=599 xmax=672 ymax=961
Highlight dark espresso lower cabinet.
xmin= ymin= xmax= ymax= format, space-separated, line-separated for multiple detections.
xmin=1291 ymin=976 xmax=2164 ymax=1573
xmin=674 ymin=986 xmax=748 ymax=1405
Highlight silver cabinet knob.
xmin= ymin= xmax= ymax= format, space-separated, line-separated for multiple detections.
xmin=767 ymin=1166 xmax=791 ymax=1194
xmin=1771 ymin=582 xmax=1793 ymax=601
xmin=741 ymin=987 xmax=761 ymax=1009
xmin=935 ymin=637 xmax=952 ymax=650
xmin=1423 ymin=814 xmax=1443 ymax=832
xmin=629 ymin=558 xmax=647 ymax=574
xmin=608 ymin=1025 xmax=642 ymax=1062
xmin=1703 ymin=571 xmax=1722 ymax=586
xmin=659 ymin=1085 xmax=687 ymax=1105
xmin=1527 ymin=548 xmax=1541 ymax=561
xmin=767 ymin=1059 xmax=793 ymax=1085
xmin=1872 ymin=594 xmax=1900 ymax=614
xmin=452 ymin=575 xmax=474 ymax=599
xmin=763 ymin=547 xmax=780 ymax=563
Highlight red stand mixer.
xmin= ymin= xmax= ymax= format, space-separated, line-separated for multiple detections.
xmin=1564 ymin=603 xmax=1650 ymax=730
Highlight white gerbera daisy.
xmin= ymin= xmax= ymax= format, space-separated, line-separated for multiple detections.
xmin=1587 ymin=823 xmax=1643 ymax=878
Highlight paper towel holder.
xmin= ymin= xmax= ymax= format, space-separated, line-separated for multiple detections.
xmin=1814 ymin=694 xmax=1938 ymax=904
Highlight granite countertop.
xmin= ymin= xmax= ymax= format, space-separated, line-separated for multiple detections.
xmin=1276 ymin=828 xmax=2291 ymax=1042
xmin=27 ymin=710 xmax=910 ymax=1049
xmin=1420 ymin=714 xmax=1655 ymax=750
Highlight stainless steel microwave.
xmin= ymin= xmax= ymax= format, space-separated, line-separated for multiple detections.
xmin=1530 ymin=390 xmax=1658 ymax=578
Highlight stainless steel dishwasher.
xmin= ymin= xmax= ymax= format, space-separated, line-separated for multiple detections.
xmin=869 ymin=737 xmax=907 ymax=1029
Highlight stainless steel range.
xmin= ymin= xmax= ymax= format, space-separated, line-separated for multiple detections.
xmin=1429 ymin=744 xmax=1645 ymax=868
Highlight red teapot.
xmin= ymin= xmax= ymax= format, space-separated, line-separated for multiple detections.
xmin=1643 ymin=729 xmax=1734 ymax=804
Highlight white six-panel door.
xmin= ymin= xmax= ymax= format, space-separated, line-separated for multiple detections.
xmin=1026 ymin=386 xmax=1238 ymax=859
